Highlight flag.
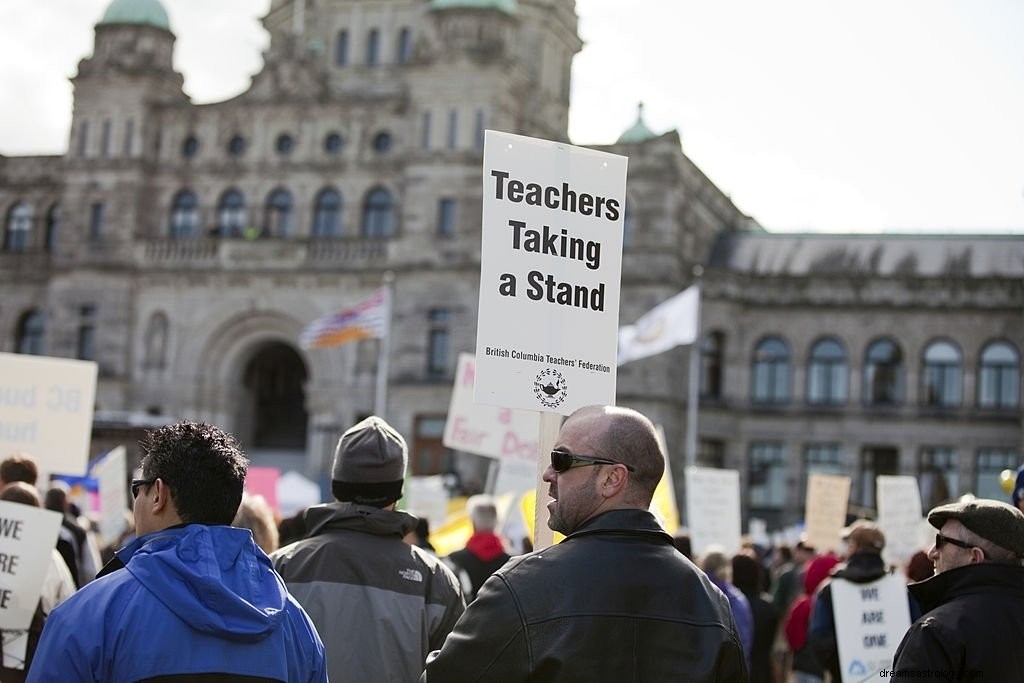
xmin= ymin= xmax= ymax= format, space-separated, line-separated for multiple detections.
xmin=299 ymin=287 xmax=390 ymax=350
xmin=617 ymin=284 xmax=700 ymax=365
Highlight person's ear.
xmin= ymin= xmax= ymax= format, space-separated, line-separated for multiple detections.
xmin=599 ymin=464 xmax=629 ymax=499
xmin=151 ymin=478 xmax=170 ymax=514
xmin=969 ymin=546 xmax=986 ymax=565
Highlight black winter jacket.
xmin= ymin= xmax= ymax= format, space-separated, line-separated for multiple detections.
xmin=421 ymin=509 xmax=748 ymax=682
xmin=893 ymin=563 xmax=1024 ymax=681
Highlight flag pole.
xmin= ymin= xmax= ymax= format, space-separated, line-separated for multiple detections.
xmin=374 ymin=272 xmax=395 ymax=418
xmin=684 ymin=274 xmax=703 ymax=469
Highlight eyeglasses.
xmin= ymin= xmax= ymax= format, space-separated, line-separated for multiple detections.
xmin=935 ymin=533 xmax=975 ymax=551
xmin=131 ymin=478 xmax=157 ymax=499
xmin=550 ymin=449 xmax=635 ymax=473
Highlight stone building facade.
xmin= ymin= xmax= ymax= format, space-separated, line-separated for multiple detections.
xmin=1 ymin=0 xmax=1020 ymax=529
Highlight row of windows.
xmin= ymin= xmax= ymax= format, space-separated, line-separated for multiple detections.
xmin=334 ymin=27 xmax=413 ymax=68
xmin=701 ymin=333 xmax=1020 ymax=409
xmin=740 ymin=442 xmax=1019 ymax=512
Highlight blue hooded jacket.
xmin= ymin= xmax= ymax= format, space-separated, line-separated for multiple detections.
xmin=27 ymin=524 xmax=327 ymax=682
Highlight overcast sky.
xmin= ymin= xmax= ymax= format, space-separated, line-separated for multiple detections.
xmin=1 ymin=0 xmax=1022 ymax=234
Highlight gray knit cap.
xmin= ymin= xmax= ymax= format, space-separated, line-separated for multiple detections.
xmin=331 ymin=416 xmax=408 ymax=507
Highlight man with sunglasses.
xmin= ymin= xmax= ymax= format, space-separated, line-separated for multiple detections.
xmin=421 ymin=404 xmax=748 ymax=682
xmin=27 ymin=421 xmax=328 ymax=682
xmin=892 ymin=498 xmax=1024 ymax=680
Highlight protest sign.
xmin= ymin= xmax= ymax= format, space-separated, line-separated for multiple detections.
xmin=443 ymin=353 xmax=539 ymax=461
xmin=832 ymin=574 xmax=912 ymax=681
xmin=877 ymin=475 xmax=927 ymax=566
xmin=89 ymin=446 xmax=128 ymax=545
xmin=475 ymin=130 xmax=627 ymax=415
xmin=0 ymin=501 xmax=63 ymax=629
xmin=245 ymin=466 xmax=281 ymax=514
xmin=685 ymin=467 xmax=741 ymax=556
xmin=805 ymin=473 xmax=851 ymax=553
xmin=0 ymin=352 xmax=97 ymax=477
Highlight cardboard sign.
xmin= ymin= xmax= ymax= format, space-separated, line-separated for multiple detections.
xmin=0 ymin=501 xmax=64 ymax=629
xmin=475 ymin=130 xmax=627 ymax=415
xmin=443 ymin=353 xmax=540 ymax=460
xmin=832 ymin=574 xmax=912 ymax=681
xmin=877 ymin=475 xmax=927 ymax=566
xmin=0 ymin=352 xmax=97 ymax=477
xmin=89 ymin=446 xmax=129 ymax=546
xmin=685 ymin=467 xmax=741 ymax=556
xmin=805 ymin=473 xmax=851 ymax=553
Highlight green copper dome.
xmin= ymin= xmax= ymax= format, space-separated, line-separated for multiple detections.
xmin=429 ymin=0 xmax=518 ymax=15
xmin=617 ymin=103 xmax=658 ymax=144
xmin=98 ymin=0 xmax=171 ymax=31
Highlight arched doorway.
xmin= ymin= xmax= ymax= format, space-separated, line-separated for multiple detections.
xmin=242 ymin=341 xmax=309 ymax=449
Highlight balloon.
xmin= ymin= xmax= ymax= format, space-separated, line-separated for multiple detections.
xmin=999 ymin=469 xmax=1016 ymax=494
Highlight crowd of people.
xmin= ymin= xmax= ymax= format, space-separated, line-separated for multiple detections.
xmin=2 ymin=404 xmax=1023 ymax=681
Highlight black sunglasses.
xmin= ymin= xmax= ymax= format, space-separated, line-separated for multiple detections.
xmin=131 ymin=477 xmax=157 ymax=499
xmin=550 ymin=449 xmax=635 ymax=473
xmin=935 ymin=533 xmax=974 ymax=551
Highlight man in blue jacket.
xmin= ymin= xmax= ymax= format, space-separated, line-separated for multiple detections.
xmin=27 ymin=420 xmax=327 ymax=683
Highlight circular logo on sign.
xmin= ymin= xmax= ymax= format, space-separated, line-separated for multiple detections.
xmin=534 ymin=368 xmax=567 ymax=409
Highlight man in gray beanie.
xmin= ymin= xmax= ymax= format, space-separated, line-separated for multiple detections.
xmin=272 ymin=416 xmax=465 ymax=683
xmin=893 ymin=498 xmax=1024 ymax=679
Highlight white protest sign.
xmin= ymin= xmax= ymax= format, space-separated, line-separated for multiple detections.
xmin=832 ymin=574 xmax=912 ymax=682
xmin=0 ymin=501 xmax=64 ymax=629
xmin=403 ymin=475 xmax=449 ymax=527
xmin=493 ymin=458 xmax=538 ymax=497
xmin=443 ymin=353 xmax=540 ymax=460
xmin=877 ymin=475 xmax=927 ymax=567
xmin=89 ymin=446 xmax=129 ymax=546
xmin=805 ymin=473 xmax=851 ymax=553
xmin=0 ymin=352 xmax=97 ymax=476
xmin=685 ymin=467 xmax=741 ymax=557
xmin=475 ymin=130 xmax=627 ymax=415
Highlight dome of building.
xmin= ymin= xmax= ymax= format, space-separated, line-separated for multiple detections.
xmin=429 ymin=0 xmax=518 ymax=15
xmin=98 ymin=0 xmax=171 ymax=31
xmin=617 ymin=102 xmax=658 ymax=144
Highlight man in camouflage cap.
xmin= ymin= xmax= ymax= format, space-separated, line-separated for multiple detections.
xmin=893 ymin=498 xmax=1024 ymax=679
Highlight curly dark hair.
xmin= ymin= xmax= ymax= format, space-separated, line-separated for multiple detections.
xmin=139 ymin=421 xmax=248 ymax=525
xmin=0 ymin=453 xmax=39 ymax=486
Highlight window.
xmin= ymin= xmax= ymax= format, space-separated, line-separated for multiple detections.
xmin=372 ymin=131 xmax=392 ymax=153
xmin=4 ymin=202 xmax=32 ymax=252
xmin=976 ymin=449 xmax=1019 ymax=500
xmin=144 ymin=312 xmax=169 ymax=370
xmin=264 ymin=188 xmax=293 ymax=237
xmin=751 ymin=337 xmax=790 ymax=403
xmin=421 ymin=111 xmax=432 ymax=150
xmin=77 ymin=305 xmax=97 ymax=361
xmin=217 ymin=189 xmax=246 ymax=237
xmin=335 ymin=30 xmax=349 ymax=66
xmin=437 ymin=198 xmax=456 ymax=237
xmin=275 ymin=133 xmax=295 ymax=156
xmin=366 ymin=29 xmax=380 ymax=65
xmin=361 ymin=187 xmax=395 ymax=237
xmin=397 ymin=28 xmax=412 ymax=63
xmin=803 ymin=443 xmax=844 ymax=503
xmin=89 ymin=202 xmax=104 ymax=241
xmin=919 ymin=447 xmax=958 ymax=511
xmin=447 ymin=109 xmax=458 ymax=149
xmin=807 ymin=338 xmax=847 ymax=405
xmin=45 ymin=205 xmax=60 ymax=253
xmin=169 ymin=190 xmax=199 ymax=238
xmin=697 ymin=440 xmax=725 ymax=469
xmin=412 ymin=415 xmax=453 ymax=475
xmin=474 ymin=109 xmax=485 ymax=150
xmin=922 ymin=340 xmax=962 ymax=407
xmin=228 ymin=135 xmax=247 ymax=156
xmin=858 ymin=447 xmax=899 ymax=508
xmin=324 ymin=132 xmax=343 ymax=154
xmin=124 ymin=119 xmax=134 ymax=156
xmin=77 ymin=120 xmax=89 ymax=157
xmin=700 ymin=331 xmax=724 ymax=399
xmin=978 ymin=341 xmax=1020 ymax=409
xmin=16 ymin=309 xmax=45 ymax=355
xmin=312 ymin=188 xmax=342 ymax=237
xmin=101 ymin=119 xmax=112 ymax=158
xmin=427 ymin=309 xmax=452 ymax=378
xmin=864 ymin=338 xmax=902 ymax=405
xmin=749 ymin=442 xmax=786 ymax=509
xmin=182 ymin=135 xmax=199 ymax=158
